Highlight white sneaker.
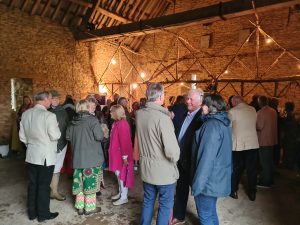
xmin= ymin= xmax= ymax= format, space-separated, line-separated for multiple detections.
xmin=111 ymin=193 xmax=121 ymax=200
xmin=113 ymin=198 xmax=128 ymax=206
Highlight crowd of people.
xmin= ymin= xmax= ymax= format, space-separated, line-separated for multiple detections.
xmin=17 ymin=83 xmax=299 ymax=225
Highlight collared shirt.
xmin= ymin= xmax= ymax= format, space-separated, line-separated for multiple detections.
xmin=178 ymin=108 xmax=200 ymax=143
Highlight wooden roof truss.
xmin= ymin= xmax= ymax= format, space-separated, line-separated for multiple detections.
xmin=2 ymin=0 xmax=171 ymax=51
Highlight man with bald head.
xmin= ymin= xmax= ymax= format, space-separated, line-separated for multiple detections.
xmin=172 ymin=89 xmax=203 ymax=225
xmin=228 ymin=96 xmax=259 ymax=201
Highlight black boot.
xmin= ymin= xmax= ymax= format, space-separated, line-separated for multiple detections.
xmin=38 ymin=212 xmax=59 ymax=222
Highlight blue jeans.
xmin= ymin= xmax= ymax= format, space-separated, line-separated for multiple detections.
xmin=194 ymin=194 xmax=219 ymax=225
xmin=140 ymin=182 xmax=176 ymax=225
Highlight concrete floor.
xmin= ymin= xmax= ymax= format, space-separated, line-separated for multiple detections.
xmin=0 ymin=158 xmax=300 ymax=225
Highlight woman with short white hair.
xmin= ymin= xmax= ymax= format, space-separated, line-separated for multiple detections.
xmin=66 ymin=99 xmax=104 ymax=215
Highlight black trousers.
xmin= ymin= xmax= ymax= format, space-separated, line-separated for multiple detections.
xmin=27 ymin=162 xmax=54 ymax=219
xmin=231 ymin=149 xmax=258 ymax=193
xmin=259 ymin=146 xmax=274 ymax=186
xmin=173 ymin=163 xmax=190 ymax=221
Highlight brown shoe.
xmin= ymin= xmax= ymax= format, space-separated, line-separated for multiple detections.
xmin=51 ymin=192 xmax=66 ymax=201
xmin=172 ymin=218 xmax=186 ymax=224
xmin=84 ymin=207 xmax=101 ymax=215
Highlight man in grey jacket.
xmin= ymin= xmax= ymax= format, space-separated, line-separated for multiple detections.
xmin=19 ymin=91 xmax=61 ymax=222
xmin=136 ymin=83 xmax=180 ymax=225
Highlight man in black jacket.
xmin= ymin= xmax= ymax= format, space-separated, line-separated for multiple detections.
xmin=49 ymin=90 xmax=69 ymax=201
xmin=172 ymin=89 xmax=203 ymax=225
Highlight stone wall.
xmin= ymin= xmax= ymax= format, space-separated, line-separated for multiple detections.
xmin=0 ymin=5 xmax=98 ymax=140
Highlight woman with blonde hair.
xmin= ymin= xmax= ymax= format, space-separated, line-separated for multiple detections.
xmin=109 ymin=104 xmax=134 ymax=206
xmin=66 ymin=99 xmax=104 ymax=215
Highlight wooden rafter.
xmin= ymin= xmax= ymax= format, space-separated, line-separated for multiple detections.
xmin=52 ymin=0 xmax=63 ymax=20
xmin=31 ymin=0 xmax=41 ymax=15
xmin=97 ymin=5 xmax=132 ymax=23
xmin=61 ymin=2 xmax=73 ymax=25
xmin=41 ymin=0 xmax=52 ymax=17
xmin=76 ymin=0 xmax=300 ymax=41
xmin=102 ymin=75 xmax=300 ymax=85
xmin=21 ymin=0 xmax=29 ymax=11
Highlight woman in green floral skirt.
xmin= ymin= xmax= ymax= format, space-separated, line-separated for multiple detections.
xmin=66 ymin=99 xmax=104 ymax=215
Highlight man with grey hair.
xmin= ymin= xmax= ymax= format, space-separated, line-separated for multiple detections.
xmin=172 ymin=88 xmax=204 ymax=225
xmin=229 ymin=96 xmax=259 ymax=201
xmin=136 ymin=83 xmax=180 ymax=225
xmin=19 ymin=91 xmax=61 ymax=222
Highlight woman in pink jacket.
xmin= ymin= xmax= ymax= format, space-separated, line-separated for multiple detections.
xmin=109 ymin=104 xmax=134 ymax=206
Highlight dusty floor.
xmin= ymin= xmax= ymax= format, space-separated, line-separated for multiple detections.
xmin=0 ymin=158 xmax=300 ymax=225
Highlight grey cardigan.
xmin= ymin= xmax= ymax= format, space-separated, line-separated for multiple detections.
xmin=66 ymin=112 xmax=104 ymax=169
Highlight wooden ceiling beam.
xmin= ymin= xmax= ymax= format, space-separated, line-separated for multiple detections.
xmin=8 ymin=0 xmax=17 ymax=8
xmin=75 ymin=0 xmax=300 ymax=42
xmin=41 ymin=0 xmax=52 ymax=17
xmin=78 ymin=0 xmax=100 ymax=30
xmin=61 ymin=2 xmax=73 ymax=25
xmin=21 ymin=0 xmax=29 ymax=11
xmin=52 ymin=0 xmax=63 ymax=20
xmin=68 ymin=0 xmax=92 ymax=8
xmin=102 ymin=75 xmax=300 ymax=85
xmin=31 ymin=0 xmax=41 ymax=15
xmin=97 ymin=5 xmax=132 ymax=23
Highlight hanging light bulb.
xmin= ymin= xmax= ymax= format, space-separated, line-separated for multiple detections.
xmin=132 ymin=83 xmax=138 ymax=89
xmin=98 ymin=84 xmax=107 ymax=94
xmin=265 ymin=38 xmax=272 ymax=44
xmin=111 ymin=58 xmax=117 ymax=65
xmin=180 ymin=82 xmax=184 ymax=86
xmin=224 ymin=70 xmax=229 ymax=74
xmin=140 ymin=72 xmax=146 ymax=78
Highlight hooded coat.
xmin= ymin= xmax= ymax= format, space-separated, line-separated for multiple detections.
xmin=136 ymin=102 xmax=180 ymax=185
xmin=66 ymin=112 xmax=104 ymax=169
xmin=191 ymin=112 xmax=232 ymax=198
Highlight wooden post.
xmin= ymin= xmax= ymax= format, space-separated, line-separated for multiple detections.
xmin=274 ymin=81 xmax=278 ymax=97
xmin=241 ymin=82 xmax=244 ymax=96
